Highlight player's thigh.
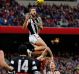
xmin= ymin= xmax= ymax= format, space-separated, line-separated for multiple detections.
xmin=29 ymin=34 xmax=47 ymax=47
xmin=35 ymin=36 xmax=47 ymax=47
xmin=0 ymin=50 xmax=4 ymax=64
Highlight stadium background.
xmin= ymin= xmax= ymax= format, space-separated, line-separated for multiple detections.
xmin=0 ymin=0 xmax=79 ymax=74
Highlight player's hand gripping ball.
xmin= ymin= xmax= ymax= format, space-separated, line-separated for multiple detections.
xmin=37 ymin=0 xmax=44 ymax=4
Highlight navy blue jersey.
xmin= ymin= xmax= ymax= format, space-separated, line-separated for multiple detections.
xmin=34 ymin=59 xmax=41 ymax=71
xmin=10 ymin=56 xmax=38 ymax=74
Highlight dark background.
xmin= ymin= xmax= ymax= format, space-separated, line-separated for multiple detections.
xmin=0 ymin=34 xmax=79 ymax=56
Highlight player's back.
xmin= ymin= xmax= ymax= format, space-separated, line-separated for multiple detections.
xmin=10 ymin=55 xmax=32 ymax=74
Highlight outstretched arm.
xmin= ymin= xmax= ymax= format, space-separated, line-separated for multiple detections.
xmin=23 ymin=14 xmax=30 ymax=29
xmin=37 ymin=17 xmax=43 ymax=30
xmin=0 ymin=50 xmax=14 ymax=71
xmin=23 ymin=19 xmax=27 ymax=29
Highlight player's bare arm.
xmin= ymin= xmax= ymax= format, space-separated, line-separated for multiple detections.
xmin=23 ymin=14 xmax=30 ymax=29
xmin=38 ymin=17 xmax=43 ymax=30
xmin=23 ymin=19 xmax=27 ymax=29
xmin=0 ymin=50 xmax=14 ymax=71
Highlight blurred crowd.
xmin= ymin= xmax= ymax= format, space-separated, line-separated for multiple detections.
xmin=29 ymin=3 xmax=79 ymax=27
xmin=0 ymin=0 xmax=25 ymax=26
xmin=1 ymin=0 xmax=79 ymax=27
xmin=55 ymin=56 xmax=79 ymax=74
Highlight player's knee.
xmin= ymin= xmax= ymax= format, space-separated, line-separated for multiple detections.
xmin=42 ymin=46 xmax=46 ymax=50
xmin=45 ymin=46 xmax=50 ymax=50
xmin=43 ymin=45 xmax=50 ymax=50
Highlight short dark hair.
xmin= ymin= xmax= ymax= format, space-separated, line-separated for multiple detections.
xmin=18 ymin=45 xmax=28 ymax=56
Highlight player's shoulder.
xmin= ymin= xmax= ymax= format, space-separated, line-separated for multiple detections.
xmin=27 ymin=56 xmax=33 ymax=61
xmin=10 ymin=56 xmax=20 ymax=61
xmin=20 ymin=55 xmax=33 ymax=61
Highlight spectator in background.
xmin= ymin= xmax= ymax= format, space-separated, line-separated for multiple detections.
xmin=0 ymin=16 xmax=4 ymax=25
xmin=0 ymin=0 xmax=25 ymax=26
xmin=57 ymin=18 xmax=68 ymax=27
xmin=65 ymin=61 xmax=73 ymax=74
xmin=73 ymin=65 xmax=79 ymax=74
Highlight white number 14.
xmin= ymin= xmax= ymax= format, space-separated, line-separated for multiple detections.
xmin=18 ymin=60 xmax=28 ymax=72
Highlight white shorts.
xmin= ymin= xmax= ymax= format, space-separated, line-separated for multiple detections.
xmin=29 ymin=34 xmax=40 ymax=44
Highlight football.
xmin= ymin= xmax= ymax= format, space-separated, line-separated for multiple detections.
xmin=37 ymin=0 xmax=44 ymax=4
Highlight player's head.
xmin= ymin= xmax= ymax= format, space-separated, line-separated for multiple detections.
xmin=18 ymin=45 xmax=28 ymax=56
xmin=50 ymin=61 xmax=56 ymax=71
xmin=29 ymin=7 xmax=37 ymax=16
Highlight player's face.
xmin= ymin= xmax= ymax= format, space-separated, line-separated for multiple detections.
xmin=30 ymin=9 xmax=37 ymax=16
xmin=50 ymin=62 xmax=55 ymax=71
